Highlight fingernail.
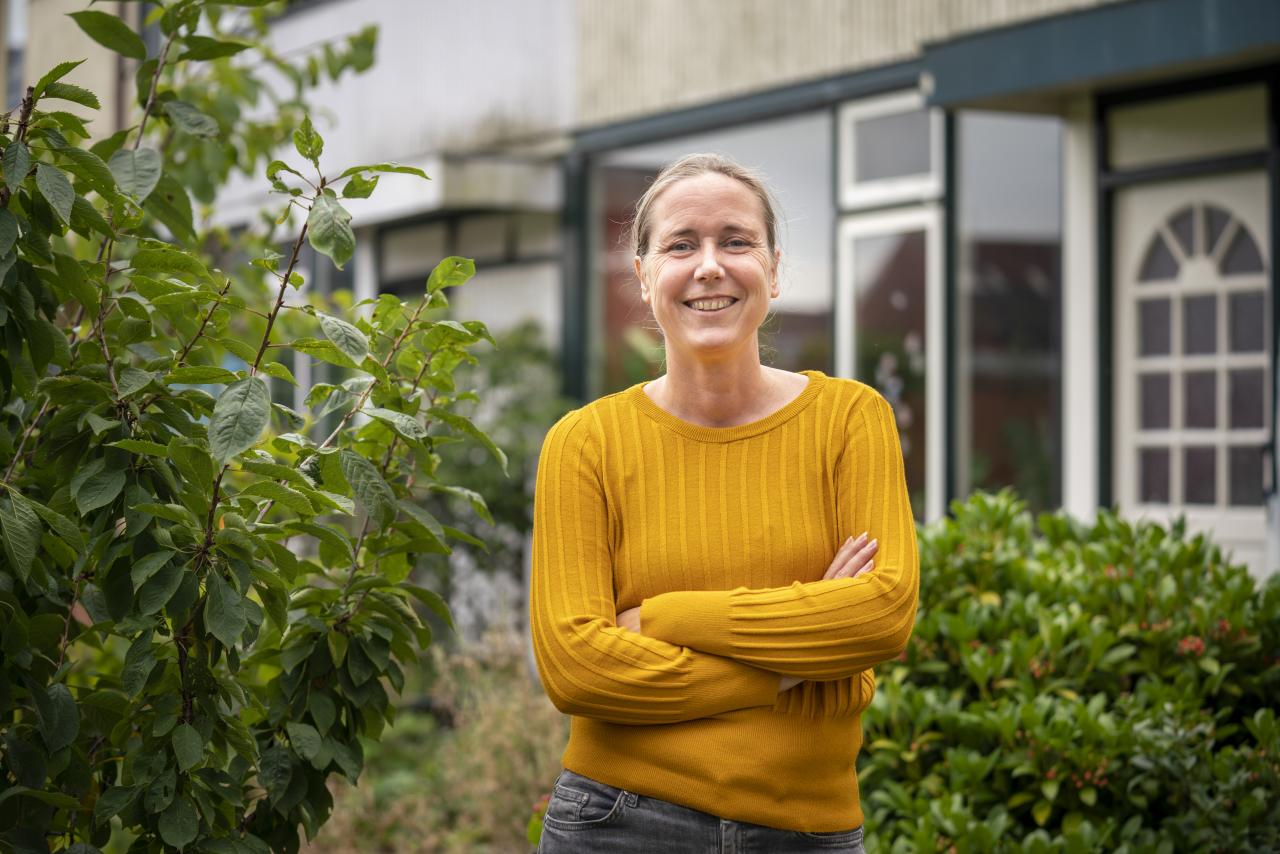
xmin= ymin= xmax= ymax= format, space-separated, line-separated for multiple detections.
xmin=866 ymin=560 xmax=875 ymax=571
xmin=869 ymin=538 xmax=878 ymax=550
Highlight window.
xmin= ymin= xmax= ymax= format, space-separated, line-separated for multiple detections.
xmin=838 ymin=90 xmax=943 ymax=211
xmin=953 ymin=111 xmax=1064 ymax=512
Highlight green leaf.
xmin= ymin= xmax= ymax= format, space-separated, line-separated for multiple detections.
xmin=307 ymin=192 xmax=354 ymax=269
xmin=131 ymin=243 xmax=209 ymax=280
xmin=430 ymin=483 xmax=493 ymax=525
xmin=158 ymin=796 xmax=199 ymax=850
xmin=138 ymin=561 xmax=184 ymax=614
xmin=260 ymin=360 xmax=297 ymax=385
xmin=94 ymin=785 xmax=137 ymax=826
xmin=121 ymin=633 xmax=156 ymax=696
xmin=109 ymin=438 xmax=169 ymax=456
xmin=365 ymin=407 xmax=427 ymax=441
xmin=166 ymin=365 xmax=240 ymax=384
xmin=71 ymin=195 xmax=115 ymax=240
xmin=293 ymin=115 xmax=323 ymax=163
xmin=341 ymin=172 xmax=378 ymax=198
xmin=40 ymin=81 xmax=100 ymax=109
xmin=34 ymin=59 xmax=85 ymax=97
xmin=339 ymin=450 xmax=396 ymax=530
xmin=2 ymin=140 xmax=31 ymax=187
xmin=285 ymin=721 xmax=322 ymax=763
xmin=205 ymin=571 xmax=246 ymax=648
xmin=36 ymin=163 xmax=75 ymax=224
xmin=428 ymin=406 xmax=508 ymax=474
xmin=108 ymin=147 xmax=162 ymax=201
xmin=310 ymin=693 xmax=336 ymax=735
xmin=171 ymin=723 xmax=202 ymax=772
xmin=178 ymin=35 xmax=251 ymax=61
xmin=131 ymin=550 xmax=175 ymax=591
xmin=237 ymin=481 xmax=314 ymax=516
xmin=1032 ymin=798 xmax=1052 ymax=827
xmin=164 ymin=100 xmax=219 ymax=138
xmin=427 ymin=256 xmax=476 ymax=293
xmin=72 ymin=458 xmax=127 ymax=515
xmin=209 ymin=376 xmax=271 ymax=463
xmin=258 ymin=746 xmax=293 ymax=804
xmin=57 ymin=147 xmax=116 ymax=197
xmin=144 ymin=173 xmax=196 ymax=245
xmin=0 ymin=493 xmax=42 ymax=580
xmin=336 ymin=162 xmax=428 ymax=181
xmin=35 ymin=683 xmax=79 ymax=752
xmin=117 ymin=367 xmax=154 ymax=398
xmin=1080 ymin=786 xmax=1097 ymax=806
xmin=289 ymin=337 xmax=359 ymax=370
xmin=23 ymin=495 xmax=83 ymax=550
xmin=68 ymin=11 xmax=147 ymax=60
xmin=0 ymin=210 xmax=16 ymax=258
xmin=403 ymin=583 xmax=454 ymax=629
xmin=318 ymin=312 xmax=368 ymax=362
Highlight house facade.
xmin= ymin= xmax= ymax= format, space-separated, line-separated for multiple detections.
xmin=564 ymin=0 xmax=1280 ymax=578
xmin=5 ymin=0 xmax=1277 ymax=577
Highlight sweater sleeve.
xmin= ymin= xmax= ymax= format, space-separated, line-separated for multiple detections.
xmin=638 ymin=389 xmax=919 ymax=680
xmin=529 ymin=410 xmax=781 ymax=725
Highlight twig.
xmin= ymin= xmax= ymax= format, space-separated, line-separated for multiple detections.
xmin=134 ymin=31 xmax=179 ymax=149
xmin=0 ymin=86 xmax=35 ymax=210
xmin=137 ymin=279 xmax=235 ymax=412
xmin=2 ymin=399 xmax=50 ymax=484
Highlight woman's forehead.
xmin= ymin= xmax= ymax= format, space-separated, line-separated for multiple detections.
xmin=650 ymin=173 xmax=766 ymax=233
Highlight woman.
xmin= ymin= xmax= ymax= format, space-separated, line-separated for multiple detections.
xmin=529 ymin=153 xmax=918 ymax=852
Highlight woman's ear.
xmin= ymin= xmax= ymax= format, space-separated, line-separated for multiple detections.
xmin=634 ymin=256 xmax=649 ymax=303
xmin=769 ymin=248 xmax=782 ymax=298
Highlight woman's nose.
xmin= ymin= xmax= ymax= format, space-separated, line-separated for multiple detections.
xmin=694 ymin=239 xmax=724 ymax=280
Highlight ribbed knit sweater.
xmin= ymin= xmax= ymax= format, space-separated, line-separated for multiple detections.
xmin=529 ymin=370 xmax=919 ymax=833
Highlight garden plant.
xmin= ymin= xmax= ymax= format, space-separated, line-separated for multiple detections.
xmin=860 ymin=491 xmax=1280 ymax=853
xmin=0 ymin=2 xmax=504 ymax=852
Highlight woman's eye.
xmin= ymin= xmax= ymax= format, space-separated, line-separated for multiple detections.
xmin=668 ymin=241 xmax=693 ymax=252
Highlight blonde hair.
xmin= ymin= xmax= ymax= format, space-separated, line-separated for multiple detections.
xmin=630 ymin=153 xmax=781 ymax=260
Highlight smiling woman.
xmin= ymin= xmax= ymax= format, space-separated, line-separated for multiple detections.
xmin=529 ymin=154 xmax=919 ymax=853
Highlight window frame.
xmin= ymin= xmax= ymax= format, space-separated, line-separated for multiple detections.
xmin=837 ymin=89 xmax=944 ymax=211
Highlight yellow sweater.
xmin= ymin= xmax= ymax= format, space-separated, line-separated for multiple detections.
xmin=529 ymin=370 xmax=919 ymax=833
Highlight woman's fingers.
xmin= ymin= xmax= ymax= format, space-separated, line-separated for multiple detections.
xmin=823 ymin=533 xmax=866 ymax=580
xmin=835 ymin=538 xmax=878 ymax=579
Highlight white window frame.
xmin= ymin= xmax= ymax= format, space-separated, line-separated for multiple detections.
xmin=837 ymin=90 xmax=944 ymax=211
xmin=836 ymin=205 xmax=946 ymax=522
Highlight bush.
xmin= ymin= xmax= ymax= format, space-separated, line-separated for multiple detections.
xmin=301 ymin=628 xmax=566 ymax=854
xmin=860 ymin=491 xmax=1280 ymax=853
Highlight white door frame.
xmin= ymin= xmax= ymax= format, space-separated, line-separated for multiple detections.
xmin=836 ymin=205 xmax=946 ymax=522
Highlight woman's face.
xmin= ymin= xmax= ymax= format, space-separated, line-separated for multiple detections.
xmin=635 ymin=172 xmax=780 ymax=363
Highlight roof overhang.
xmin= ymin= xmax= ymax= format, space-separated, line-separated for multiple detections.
xmin=922 ymin=0 xmax=1280 ymax=112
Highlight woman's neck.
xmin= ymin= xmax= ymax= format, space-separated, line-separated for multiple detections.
xmin=644 ymin=351 xmax=789 ymax=428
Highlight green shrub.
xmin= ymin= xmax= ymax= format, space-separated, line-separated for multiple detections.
xmin=302 ymin=628 xmax=566 ymax=854
xmin=860 ymin=490 xmax=1280 ymax=853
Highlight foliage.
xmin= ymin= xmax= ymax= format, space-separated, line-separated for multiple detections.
xmin=0 ymin=4 xmax=504 ymax=852
xmin=418 ymin=320 xmax=572 ymax=600
xmin=300 ymin=628 xmax=566 ymax=854
xmin=860 ymin=490 xmax=1280 ymax=853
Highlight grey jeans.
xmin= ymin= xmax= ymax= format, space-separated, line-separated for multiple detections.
xmin=537 ymin=769 xmax=867 ymax=854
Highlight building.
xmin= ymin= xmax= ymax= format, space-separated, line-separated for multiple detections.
xmin=564 ymin=0 xmax=1280 ymax=578
xmin=6 ymin=0 xmax=1278 ymax=577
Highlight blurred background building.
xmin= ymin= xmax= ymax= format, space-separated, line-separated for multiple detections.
xmin=4 ymin=0 xmax=1279 ymax=578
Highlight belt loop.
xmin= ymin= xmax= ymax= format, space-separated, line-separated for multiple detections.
xmin=624 ymin=790 xmax=639 ymax=808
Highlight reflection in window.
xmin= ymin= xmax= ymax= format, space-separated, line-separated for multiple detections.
xmin=955 ymin=112 xmax=1062 ymax=512
xmin=854 ymin=231 xmax=926 ymax=517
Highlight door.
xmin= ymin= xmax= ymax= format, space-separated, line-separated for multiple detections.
xmin=1114 ymin=171 xmax=1270 ymax=576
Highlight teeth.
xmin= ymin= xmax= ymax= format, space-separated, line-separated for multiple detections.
xmin=688 ymin=298 xmax=735 ymax=311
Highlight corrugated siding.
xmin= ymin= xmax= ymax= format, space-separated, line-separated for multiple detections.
xmin=578 ymin=0 xmax=1122 ymax=127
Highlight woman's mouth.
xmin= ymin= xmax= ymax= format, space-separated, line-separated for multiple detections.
xmin=684 ymin=297 xmax=738 ymax=313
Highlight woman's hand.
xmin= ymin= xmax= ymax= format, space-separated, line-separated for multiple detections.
xmin=617 ymin=606 xmax=641 ymax=633
xmin=823 ymin=532 xmax=878 ymax=580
